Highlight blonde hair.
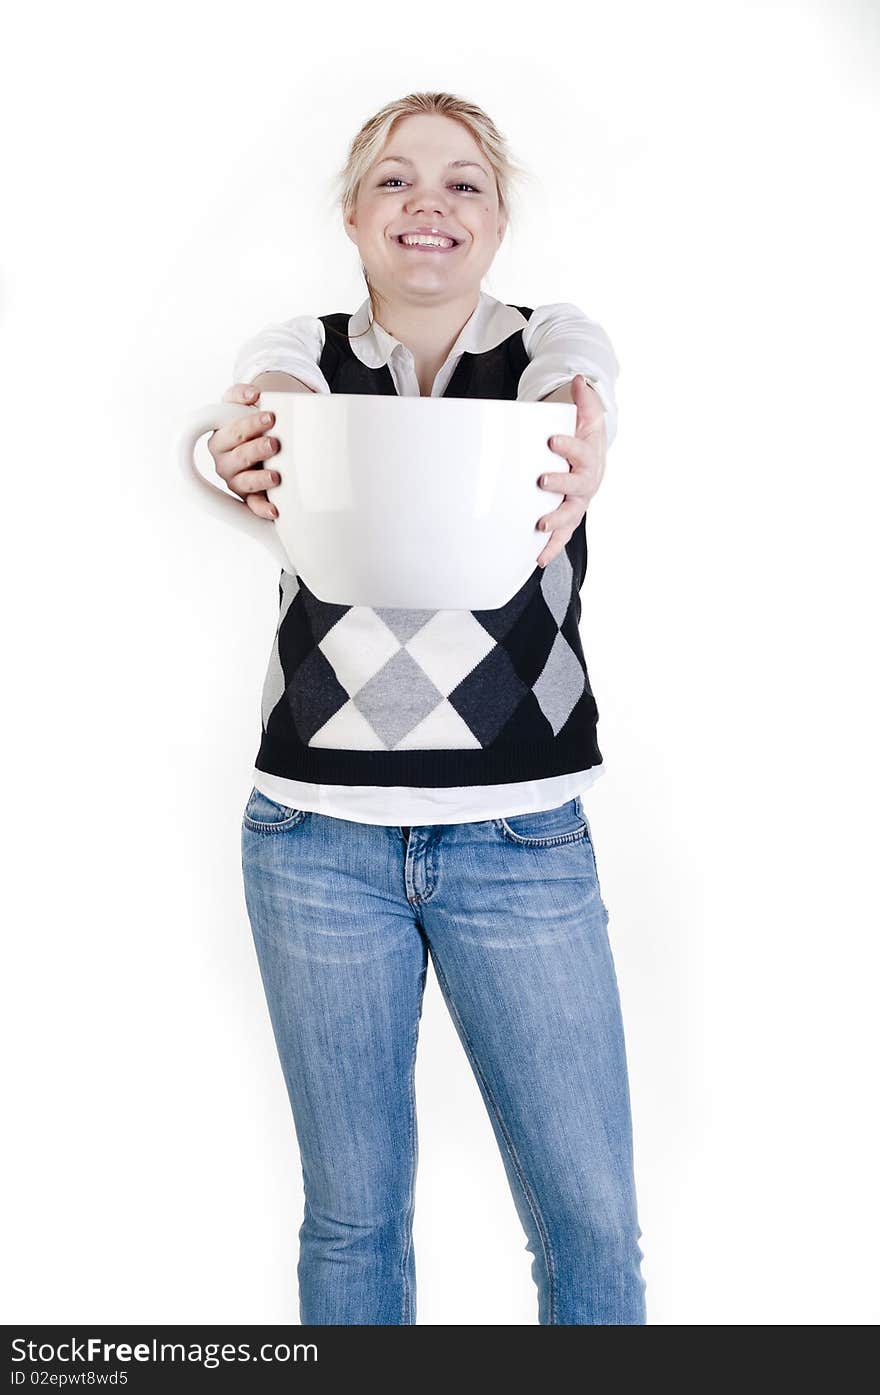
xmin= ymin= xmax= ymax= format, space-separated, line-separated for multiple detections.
xmin=327 ymin=92 xmax=532 ymax=338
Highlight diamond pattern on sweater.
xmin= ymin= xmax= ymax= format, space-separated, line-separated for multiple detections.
xmin=317 ymin=607 xmax=401 ymax=696
xmin=260 ymin=569 xmax=300 ymax=730
xmin=403 ymin=610 xmax=497 ymax=693
xmin=447 ymin=642 xmax=531 ymax=746
xmin=540 ymin=545 xmax=574 ymax=626
xmin=353 ymin=648 xmax=443 ymax=748
xmin=534 ymin=630 xmax=589 ymax=734
xmin=262 ymin=538 xmax=587 ymax=753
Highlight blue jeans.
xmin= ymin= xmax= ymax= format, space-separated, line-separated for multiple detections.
xmin=241 ymin=789 xmax=646 ymax=1325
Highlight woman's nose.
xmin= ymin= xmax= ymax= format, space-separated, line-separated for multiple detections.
xmin=405 ymin=193 xmax=449 ymax=217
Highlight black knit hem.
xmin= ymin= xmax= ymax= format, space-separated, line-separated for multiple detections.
xmin=254 ymin=726 xmax=603 ymax=789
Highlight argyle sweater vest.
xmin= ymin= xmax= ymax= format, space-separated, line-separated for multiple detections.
xmin=254 ymin=306 xmax=602 ymax=788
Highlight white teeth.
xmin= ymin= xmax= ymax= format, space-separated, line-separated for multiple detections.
xmin=399 ymin=234 xmax=456 ymax=247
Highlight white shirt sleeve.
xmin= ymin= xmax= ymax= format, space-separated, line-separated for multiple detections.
xmin=232 ymin=314 xmax=331 ymax=394
xmin=517 ymin=302 xmax=620 ymax=447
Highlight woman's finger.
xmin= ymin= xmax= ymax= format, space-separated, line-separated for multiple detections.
xmin=222 ymin=382 xmax=261 ymax=406
xmin=539 ymin=469 xmax=590 ymax=496
xmin=244 ymin=492 xmax=278 ymax=521
xmin=536 ymin=525 xmax=576 ymax=568
xmin=537 ymin=498 xmax=588 ymax=532
xmin=229 ymin=465 xmax=280 ymax=497
xmin=209 ymin=408 xmax=276 ymax=477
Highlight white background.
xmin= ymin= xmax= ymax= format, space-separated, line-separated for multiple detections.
xmin=3 ymin=0 xmax=878 ymax=1326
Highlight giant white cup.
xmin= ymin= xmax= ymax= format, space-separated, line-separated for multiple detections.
xmin=176 ymin=392 xmax=576 ymax=610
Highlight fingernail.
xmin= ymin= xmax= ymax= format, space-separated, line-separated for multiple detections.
xmin=270 ymin=506 xmax=279 ymax=519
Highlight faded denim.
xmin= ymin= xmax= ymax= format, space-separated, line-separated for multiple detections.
xmin=241 ymin=789 xmax=646 ymax=1325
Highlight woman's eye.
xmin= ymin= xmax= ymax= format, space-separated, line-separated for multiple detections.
xmin=378 ymin=179 xmax=479 ymax=193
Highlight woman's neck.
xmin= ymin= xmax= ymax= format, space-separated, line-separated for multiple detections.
xmin=374 ymin=288 xmax=482 ymax=395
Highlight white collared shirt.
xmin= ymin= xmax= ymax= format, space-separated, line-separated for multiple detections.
xmin=234 ymin=291 xmax=618 ymax=441
xmin=233 ymin=292 xmax=618 ymax=826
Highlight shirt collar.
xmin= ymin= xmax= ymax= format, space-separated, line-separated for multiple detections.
xmin=346 ymin=291 xmax=528 ymax=371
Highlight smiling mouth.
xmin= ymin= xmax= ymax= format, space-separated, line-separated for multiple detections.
xmin=394 ymin=235 xmax=462 ymax=252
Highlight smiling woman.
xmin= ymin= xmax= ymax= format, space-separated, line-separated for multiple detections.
xmin=209 ymin=89 xmax=645 ymax=1327
xmin=339 ymin=104 xmax=515 ymax=369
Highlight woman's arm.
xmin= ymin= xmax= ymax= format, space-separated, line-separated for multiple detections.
xmin=540 ymin=379 xmax=602 ymax=408
xmin=518 ymin=302 xmax=619 ymax=448
xmin=233 ymin=314 xmax=331 ymax=395
xmin=249 ymin=371 xmax=315 ymax=393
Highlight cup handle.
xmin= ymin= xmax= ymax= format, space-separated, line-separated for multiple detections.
xmin=175 ymin=401 xmax=292 ymax=570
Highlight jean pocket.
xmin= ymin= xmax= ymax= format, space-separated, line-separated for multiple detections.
xmin=496 ymin=797 xmax=590 ymax=848
xmin=242 ymin=786 xmax=308 ymax=834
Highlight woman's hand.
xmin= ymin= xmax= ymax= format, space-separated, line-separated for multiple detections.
xmin=536 ymin=375 xmax=608 ymax=567
xmin=207 ymin=383 xmax=281 ymax=520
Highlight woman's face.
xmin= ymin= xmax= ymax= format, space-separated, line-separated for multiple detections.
xmin=345 ymin=112 xmax=506 ymax=307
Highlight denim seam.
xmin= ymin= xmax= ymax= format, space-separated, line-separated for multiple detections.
xmin=400 ymin=964 xmax=425 ymax=1325
xmin=427 ymin=948 xmax=557 ymax=1324
xmin=588 ymin=842 xmax=606 ymax=910
xmin=497 ymin=819 xmax=590 ymax=848
xmin=242 ymin=810 xmax=308 ymax=835
xmin=408 ymin=835 xmax=440 ymax=905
